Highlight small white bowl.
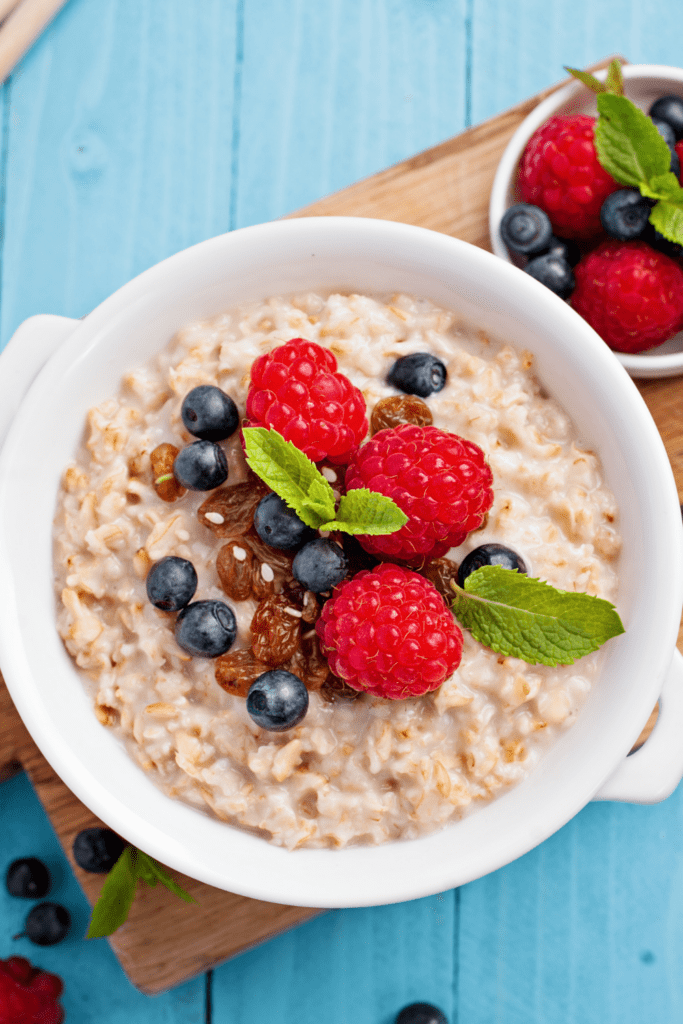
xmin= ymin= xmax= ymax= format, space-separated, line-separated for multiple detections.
xmin=489 ymin=64 xmax=683 ymax=379
xmin=1 ymin=217 xmax=683 ymax=908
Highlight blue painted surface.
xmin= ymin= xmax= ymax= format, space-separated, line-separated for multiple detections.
xmin=2 ymin=2 xmax=683 ymax=1021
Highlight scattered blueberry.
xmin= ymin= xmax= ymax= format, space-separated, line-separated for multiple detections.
xmin=247 ymin=670 xmax=309 ymax=731
xmin=292 ymin=538 xmax=348 ymax=593
xmin=387 ymin=353 xmax=447 ymax=398
xmin=395 ymin=1002 xmax=449 ymax=1024
xmin=146 ymin=556 xmax=198 ymax=611
xmin=173 ymin=440 xmax=228 ymax=491
xmin=652 ymin=117 xmax=677 ymax=150
xmin=5 ymin=858 xmax=50 ymax=899
xmin=524 ymin=252 xmax=574 ymax=300
xmin=643 ymin=222 xmax=683 ymax=259
xmin=181 ymin=385 xmax=239 ymax=441
xmin=649 ymin=95 xmax=683 ymax=141
xmin=457 ymin=543 xmax=527 ymax=587
xmin=500 ymin=203 xmax=553 ymax=255
xmin=174 ymin=599 xmax=237 ymax=657
xmin=72 ymin=828 xmax=127 ymax=874
xmin=600 ymin=189 xmax=653 ymax=241
xmin=19 ymin=903 xmax=71 ymax=946
xmin=253 ymin=492 xmax=317 ymax=551
xmin=546 ymin=236 xmax=581 ymax=267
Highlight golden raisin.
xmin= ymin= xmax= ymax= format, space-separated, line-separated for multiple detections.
xmin=251 ymin=594 xmax=301 ymax=666
xmin=151 ymin=443 xmax=186 ymax=502
xmin=215 ymin=649 xmax=270 ymax=697
xmin=285 ymin=631 xmax=330 ymax=691
xmin=280 ymin=579 xmax=320 ymax=624
xmin=419 ymin=557 xmax=460 ymax=601
xmin=370 ymin=394 xmax=433 ymax=435
xmin=198 ymin=477 xmax=269 ymax=537
xmin=217 ymin=541 xmax=255 ymax=602
xmin=320 ymin=674 xmax=362 ymax=702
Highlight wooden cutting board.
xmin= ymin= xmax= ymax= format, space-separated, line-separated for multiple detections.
xmin=0 ymin=56 xmax=674 ymax=995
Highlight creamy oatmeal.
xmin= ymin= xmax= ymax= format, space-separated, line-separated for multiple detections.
xmin=54 ymin=292 xmax=621 ymax=849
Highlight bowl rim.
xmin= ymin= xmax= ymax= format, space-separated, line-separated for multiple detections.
xmin=488 ymin=63 xmax=683 ymax=379
xmin=0 ymin=215 xmax=681 ymax=907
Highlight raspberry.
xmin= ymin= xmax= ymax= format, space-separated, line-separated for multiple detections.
xmin=571 ymin=240 xmax=683 ymax=353
xmin=0 ymin=957 xmax=64 ymax=1024
xmin=345 ymin=423 xmax=493 ymax=561
xmin=518 ymin=114 xmax=620 ymax=239
xmin=676 ymin=140 xmax=683 ymax=184
xmin=246 ymin=338 xmax=368 ymax=463
xmin=316 ymin=564 xmax=463 ymax=698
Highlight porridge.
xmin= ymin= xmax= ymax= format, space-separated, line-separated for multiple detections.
xmin=54 ymin=292 xmax=621 ymax=850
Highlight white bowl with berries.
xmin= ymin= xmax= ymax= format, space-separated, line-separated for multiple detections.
xmin=0 ymin=216 xmax=682 ymax=909
xmin=490 ymin=62 xmax=683 ymax=378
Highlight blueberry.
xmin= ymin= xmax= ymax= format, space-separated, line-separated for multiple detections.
xmin=292 ymin=538 xmax=348 ymax=593
xmin=72 ymin=828 xmax=126 ymax=874
xmin=387 ymin=353 xmax=447 ymax=398
xmin=457 ymin=543 xmax=527 ymax=587
xmin=524 ymin=253 xmax=574 ymax=300
xmin=395 ymin=1003 xmax=449 ymax=1024
xmin=652 ymin=117 xmax=677 ymax=150
xmin=649 ymin=95 xmax=683 ymax=141
xmin=20 ymin=903 xmax=71 ymax=946
xmin=247 ymin=670 xmax=309 ymax=731
xmin=500 ymin=203 xmax=553 ymax=255
xmin=174 ymin=599 xmax=237 ymax=657
xmin=173 ymin=440 xmax=228 ymax=491
xmin=643 ymin=223 xmax=683 ymax=259
xmin=547 ymin=236 xmax=581 ymax=268
xmin=600 ymin=189 xmax=653 ymax=241
xmin=181 ymin=385 xmax=239 ymax=441
xmin=5 ymin=858 xmax=50 ymax=899
xmin=146 ymin=556 xmax=198 ymax=611
xmin=253 ymin=493 xmax=317 ymax=551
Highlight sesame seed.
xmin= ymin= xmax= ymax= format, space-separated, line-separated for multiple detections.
xmin=205 ymin=511 xmax=225 ymax=524
xmin=261 ymin=563 xmax=275 ymax=582
xmin=232 ymin=546 xmax=247 ymax=561
xmin=321 ymin=467 xmax=337 ymax=482
xmin=284 ymin=607 xmax=303 ymax=618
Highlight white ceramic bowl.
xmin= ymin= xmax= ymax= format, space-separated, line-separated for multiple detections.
xmin=489 ymin=64 xmax=683 ymax=379
xmin=1 ymin=217 xmax=683 ymax=909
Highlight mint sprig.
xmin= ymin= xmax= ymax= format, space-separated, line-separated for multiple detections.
xmin=450 ymin=565 xmax=625 ymax=666
xmin=86 ymin=847 xmax=196 ymax=939
xmin=243 ymin=427 xmax=407 ymax=535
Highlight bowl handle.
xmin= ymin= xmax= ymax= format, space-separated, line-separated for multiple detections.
xmin=593 ymin=648 xmax=683 ymax=803
xmin=0 ymin=315 xmax=79 ymax=449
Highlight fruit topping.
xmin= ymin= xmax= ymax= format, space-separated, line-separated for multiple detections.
xmin=146 ymin=556 xmax=198 ymax=611
xmin=72 ymin=828 xmax=126 ymax=874
xmin=246 ymin=670 xmax=309 ymax=731
xmin=649 ymin=94 xmax=683 ymax=141
xmin=395 ymin=1003 xmax=448 ymax=1024
xmin=250 ymin=593 xmax=301 ymax=666
xmin=181 ymin=384 xmax=238 ymax=441
xmin=253 ymin=492 xmax=317 ymax=551
xmin=174 ymin=600 xmax=237 ymax=657
xmin=173 ymin=440 xmax=228 ymax=491
xmin=19 ymin=904 xmax=70 ymax=946
xmin=457 ymin=543 xmax=527 ymax=587
xmin=600 ymin=189 xmax=653 ymax=241
xmin=571 ymin=239 xmax=683 ymax=353
xmin=387 ymin=352 xmax=447 ymax=398
xmin=292 ymin=538 xmax=348 ymax=593
xmin=419 ymin=556 xmax=461 ymax=601
xmin=284 ymin=630 xmax=330 ymax=691
xmin=518 ymin=114 xmax=620 ymax=239
xmin=499 ymin=203 xmax=553 ymax=255
xmin=246 ymin=337 xmax=368 ymax=463
xmin=370 ymin=394 xmax=433 ymax=434
xmin=217 ymin=539 xmax=276 ymax=601
xmin=316 ymin=563 xmax=463 ymax=699
xmin=151 ymin=442 xmax=186 ymax=502
xmin=197 ymin=477 xmax=269 ymax=537
xmin=524 ymin=252 xmax=575 ymax=299
xmin=546 ymin=235 xmax=581 ymax=267
xmin=0 ymin=956 xmax=65 ymax=1024
xmin=320 ymin=674 xmax=363 ymax=702
xmin=5 ymin=859 xmax=50 ymax=899
xmin=215 ymin=648 xmax=271 ymax=697
xmin=345 ymin=423 xmax=493 ymax=561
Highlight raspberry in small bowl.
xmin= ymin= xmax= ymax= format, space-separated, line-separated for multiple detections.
xmin=489 ymin=63 xmax=683 ymax=378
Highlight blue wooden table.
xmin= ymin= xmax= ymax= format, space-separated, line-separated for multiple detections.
xmin=2 ymin=2 xmax=683 ymax=1021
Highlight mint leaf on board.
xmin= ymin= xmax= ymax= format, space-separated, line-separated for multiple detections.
xmin=319 ymin=488 xmax=408 ymax=535
xmin=594 ymin=92 xmax=672 ymax=188
xmin=86 ymin=847 xmax=196 ymax=938
xmin=450 ymin=565 xmax=625 ymax=667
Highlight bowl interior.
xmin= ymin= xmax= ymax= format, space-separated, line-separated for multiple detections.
xmin=489 ymin=65 xmax=683 ymax=379
xmin=0 ymin=217 xmax=680 ymax=907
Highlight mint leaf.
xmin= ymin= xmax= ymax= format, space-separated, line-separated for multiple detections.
xmin=595 ymin=93 xmax=672 ymax=188
xmin=604 ymin=59 xmax=625 ymax=97
xmin=650 ymin=197 xmax=683 ymax=244
xmin=136 ymin=851 xmax=196 ymax=904
xmin=86 ymin=846 xmax=138 ymax=939
xmin=320 ymin=489 xmax=408 ymax=535
xmin=243 ymin=427 xmax=335 ymax=529
xmin=565 ymin=66 xmax=608 ymax=95
xmin=450 ymin=565 xmax=624 ymax=666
